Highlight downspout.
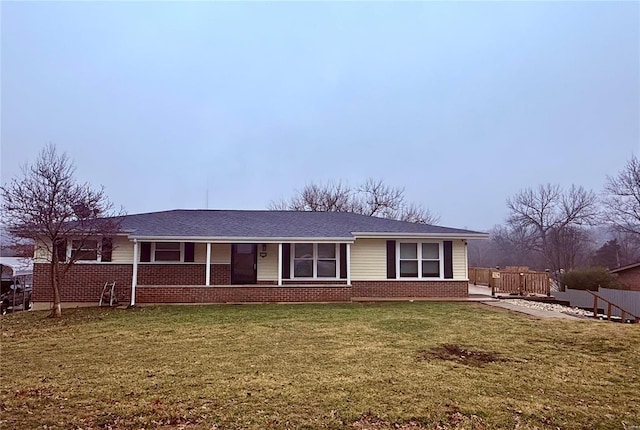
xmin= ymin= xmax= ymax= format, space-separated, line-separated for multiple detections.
xmin=130 ymin=239 xmax=138 ymax=307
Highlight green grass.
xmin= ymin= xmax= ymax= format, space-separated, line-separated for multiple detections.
xmin=1 ymin=303 xmax=639 ymax=429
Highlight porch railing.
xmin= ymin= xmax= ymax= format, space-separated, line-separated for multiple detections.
xmin=586 ymin=290 xmax=640 ymax=323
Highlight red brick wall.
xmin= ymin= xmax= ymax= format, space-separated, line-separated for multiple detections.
xmin=351 ymin=280 xmax=468 ymax=298
xmin=212 ymin=264 xmax=231 ymax=285
xmin=33 ymin=263 xmax=132 ymax=303
xmin=34 ymin=262 xmax=469 ymax=303
xmin=136 ymin=285 xmax=352 ymax=303
xmin=616 ymin=267 xmax=640 ymax=291
xmin=136 ymin=264 xmax=230 ymax=286
xmin=258 ymin=280 xmax=348 ymax=285
xmin=138 ymin=264 xmax=205 ymax=285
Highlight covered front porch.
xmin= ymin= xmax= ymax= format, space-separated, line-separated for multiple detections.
xmin=129 ymin=240 xmax=353 ymax=305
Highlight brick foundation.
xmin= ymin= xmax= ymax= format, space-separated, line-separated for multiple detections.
xmin=33 ymin=263 xmax=468 ymax=303
xmin=257 ymin=280 xmax=348 ymax=285
xmin=33 ymin=263 xmax=133 ymax=303
xmin=351 ymin=280 xmax=468 ymax=298
xmin=136 ymin=285 xmax=352 ymax=303
xmin=138 ymin=264 xmax=206 ymax=285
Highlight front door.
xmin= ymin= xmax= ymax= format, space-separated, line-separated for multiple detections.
xmin=231 ymin=244 xmax=257 ymax=284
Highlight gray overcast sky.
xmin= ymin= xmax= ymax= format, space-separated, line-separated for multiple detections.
xmin=1 ymin=1 xmax=638 ymax=231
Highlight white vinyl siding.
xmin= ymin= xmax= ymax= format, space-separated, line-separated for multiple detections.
xmin=350 ymin=239 xmax=387 ymax=281
xmin=453 ymin=240 xmax=467 ymax=280
xmin=193 ymin=243 xmax=231 ymax=264
xmin=349 ymin=238 xmax=469 ymax=281
xmin=34 ymin=240 xmax=50 ymax=263
xmin=257 ymin=244 xmax=278 ymax=281
xmin=111 ymin=237 xmax=134 ymax=263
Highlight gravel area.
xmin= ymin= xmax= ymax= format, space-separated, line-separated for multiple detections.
xmin=504 ymin=299 xmax=594 ymax=317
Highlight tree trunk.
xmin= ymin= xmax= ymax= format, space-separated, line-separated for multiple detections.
xmin=49 ymin=261 xmax=62 ymax=318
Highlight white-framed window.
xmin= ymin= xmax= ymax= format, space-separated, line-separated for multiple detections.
xmin=397 ymin=241 xmax=442 ymax=279
xmin=153 ymin=242 xmax=183 ymax=262
xmin=70 ymin=239 xmax=100 ymax=261
xmin=292 ymin=243 xmax=339 ymax=278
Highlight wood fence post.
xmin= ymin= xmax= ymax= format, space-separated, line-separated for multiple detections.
xmin=492 ymin=266 xmax=500 ymax=297
xmin=519 ymin=273 xmax=524 ymax=296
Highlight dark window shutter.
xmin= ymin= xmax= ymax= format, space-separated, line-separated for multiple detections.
xmin=140 ymin=242 xmax=151 ymax=262
xmin=101 ymin=238 xmax=113 ymax=262
xmin=339 ymin=244 xmax=347 ymax=279
xmin=282 ymin=243 xmax=290 ymax=279
xmin=184 ymin=242 xmax=195 ymax=262
xmin=443 ymin=241 xmax=453 ymax=279
xmin=54 ymin=239 xmax=67 ymax=262
xmin=386 ymin=240 xmax=396 ymax=279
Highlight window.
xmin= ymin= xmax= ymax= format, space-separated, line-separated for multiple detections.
xmin=293 ymin=243 xmax=314 ymax=277
xmin=292 ymin=243 xmax=339 ymax=278
xmin=399 ymin=243 xmax=418 ymax=277
xmin=421 ymin=243 xmax=440 ymax=277
xmin=71 ymin=239 xmax=99 ymax=261
xmin=154 ymin=242 xmax=182 ymax=262
xmin=317 ymin=243 xmax=337 ymax=277
xmin=398 ymin=242 xmax=441 ymax=279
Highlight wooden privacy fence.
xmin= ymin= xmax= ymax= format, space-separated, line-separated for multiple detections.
xmin=469 ymin=267 xmax=551 ymax=296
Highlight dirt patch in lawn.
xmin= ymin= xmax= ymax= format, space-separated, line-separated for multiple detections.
xmin=416 ymin=344 xmax=506 ymax=367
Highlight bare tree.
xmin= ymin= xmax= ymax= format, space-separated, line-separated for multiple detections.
xmin=614 ymin=230 xmax=640 ymax=265
xmin=270 ymin=179 xmax=439 ymax=224
xmin=1 ymin=144 xmax=123 ymax=317
xmin=505 ymin=184 xmax=598 ymax=272
xmin=489 ymin=224 xmax=543 ymax=269
xmin=603 ymin=155 xmax=640 ymax=236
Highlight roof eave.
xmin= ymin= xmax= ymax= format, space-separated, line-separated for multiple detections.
xmin=126 ymin=235 xmax=356 ymax=243
xmin=610 ymin=261 xmax=640 ymax=273
xmin=351 ymin=232 xmax=490 ymax=240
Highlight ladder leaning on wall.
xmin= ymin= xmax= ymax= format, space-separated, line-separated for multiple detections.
xmin=99 ymin=281 xmax=117 ymax=307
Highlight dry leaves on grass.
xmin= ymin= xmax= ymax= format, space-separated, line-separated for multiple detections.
xmin=351 ymin=408 xmax=487 ymax=430
xmin=351 ymin=412 xmax=426 ymax=429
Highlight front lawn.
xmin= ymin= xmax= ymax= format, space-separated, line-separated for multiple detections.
xmin=1 ymin=303 xmax=638 ymax=429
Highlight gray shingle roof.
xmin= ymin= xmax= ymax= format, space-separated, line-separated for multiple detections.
xmin=119 ymin=210 xmax=486 ymax=239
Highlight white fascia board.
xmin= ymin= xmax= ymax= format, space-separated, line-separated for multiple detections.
xmin=351 ymin=232 xmax=490 ymax=240
xmin=126 ymin=236 xmax=356 ymax=243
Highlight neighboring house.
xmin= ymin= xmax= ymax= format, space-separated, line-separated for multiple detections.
xmin=610 ymin=262 xmax=640 ymax=291
xmin=32 ymin=210 xmax=488 ymax=305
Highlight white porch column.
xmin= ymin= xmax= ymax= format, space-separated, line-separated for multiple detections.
xmin=130 ymin=239 xmax=138 ymax=307
xmin=346 ymin=243 xmax=351 ymax=285
xmin=205 ymin=242 xmax=212 ymax=286
xmin=277 ymin=243 xmax=283 ymax=286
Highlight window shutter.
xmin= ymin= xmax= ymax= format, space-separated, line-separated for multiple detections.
xmin=54 ymin=239 xmax=67 ymax=262
xmin=339 ymin=244 xmax=347 ymax=279
xmin=101 ymin=238 xmax=113 ymax=262
xmin=386 ymin=240 xmax=396 ymax=279
xmin=443 ymin=241 xmax=453 ymax=279
xmin=140 ymin=242 xmax=151 ymax=262
xmin=184 ymin=242 xmax=195 ymax=262
xmin=282 ymin=243 xmax=290 ymax=279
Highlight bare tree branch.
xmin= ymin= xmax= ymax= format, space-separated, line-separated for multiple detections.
xmin=603 ymin=155 xmax=640 ymax=236
xmin=504 ymin=183 xmax=598 ymax=272
xmin=270 ymin=178 xmax=439 ymax=224
xmin=1 ymin=144 xmax=124 ymax=317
